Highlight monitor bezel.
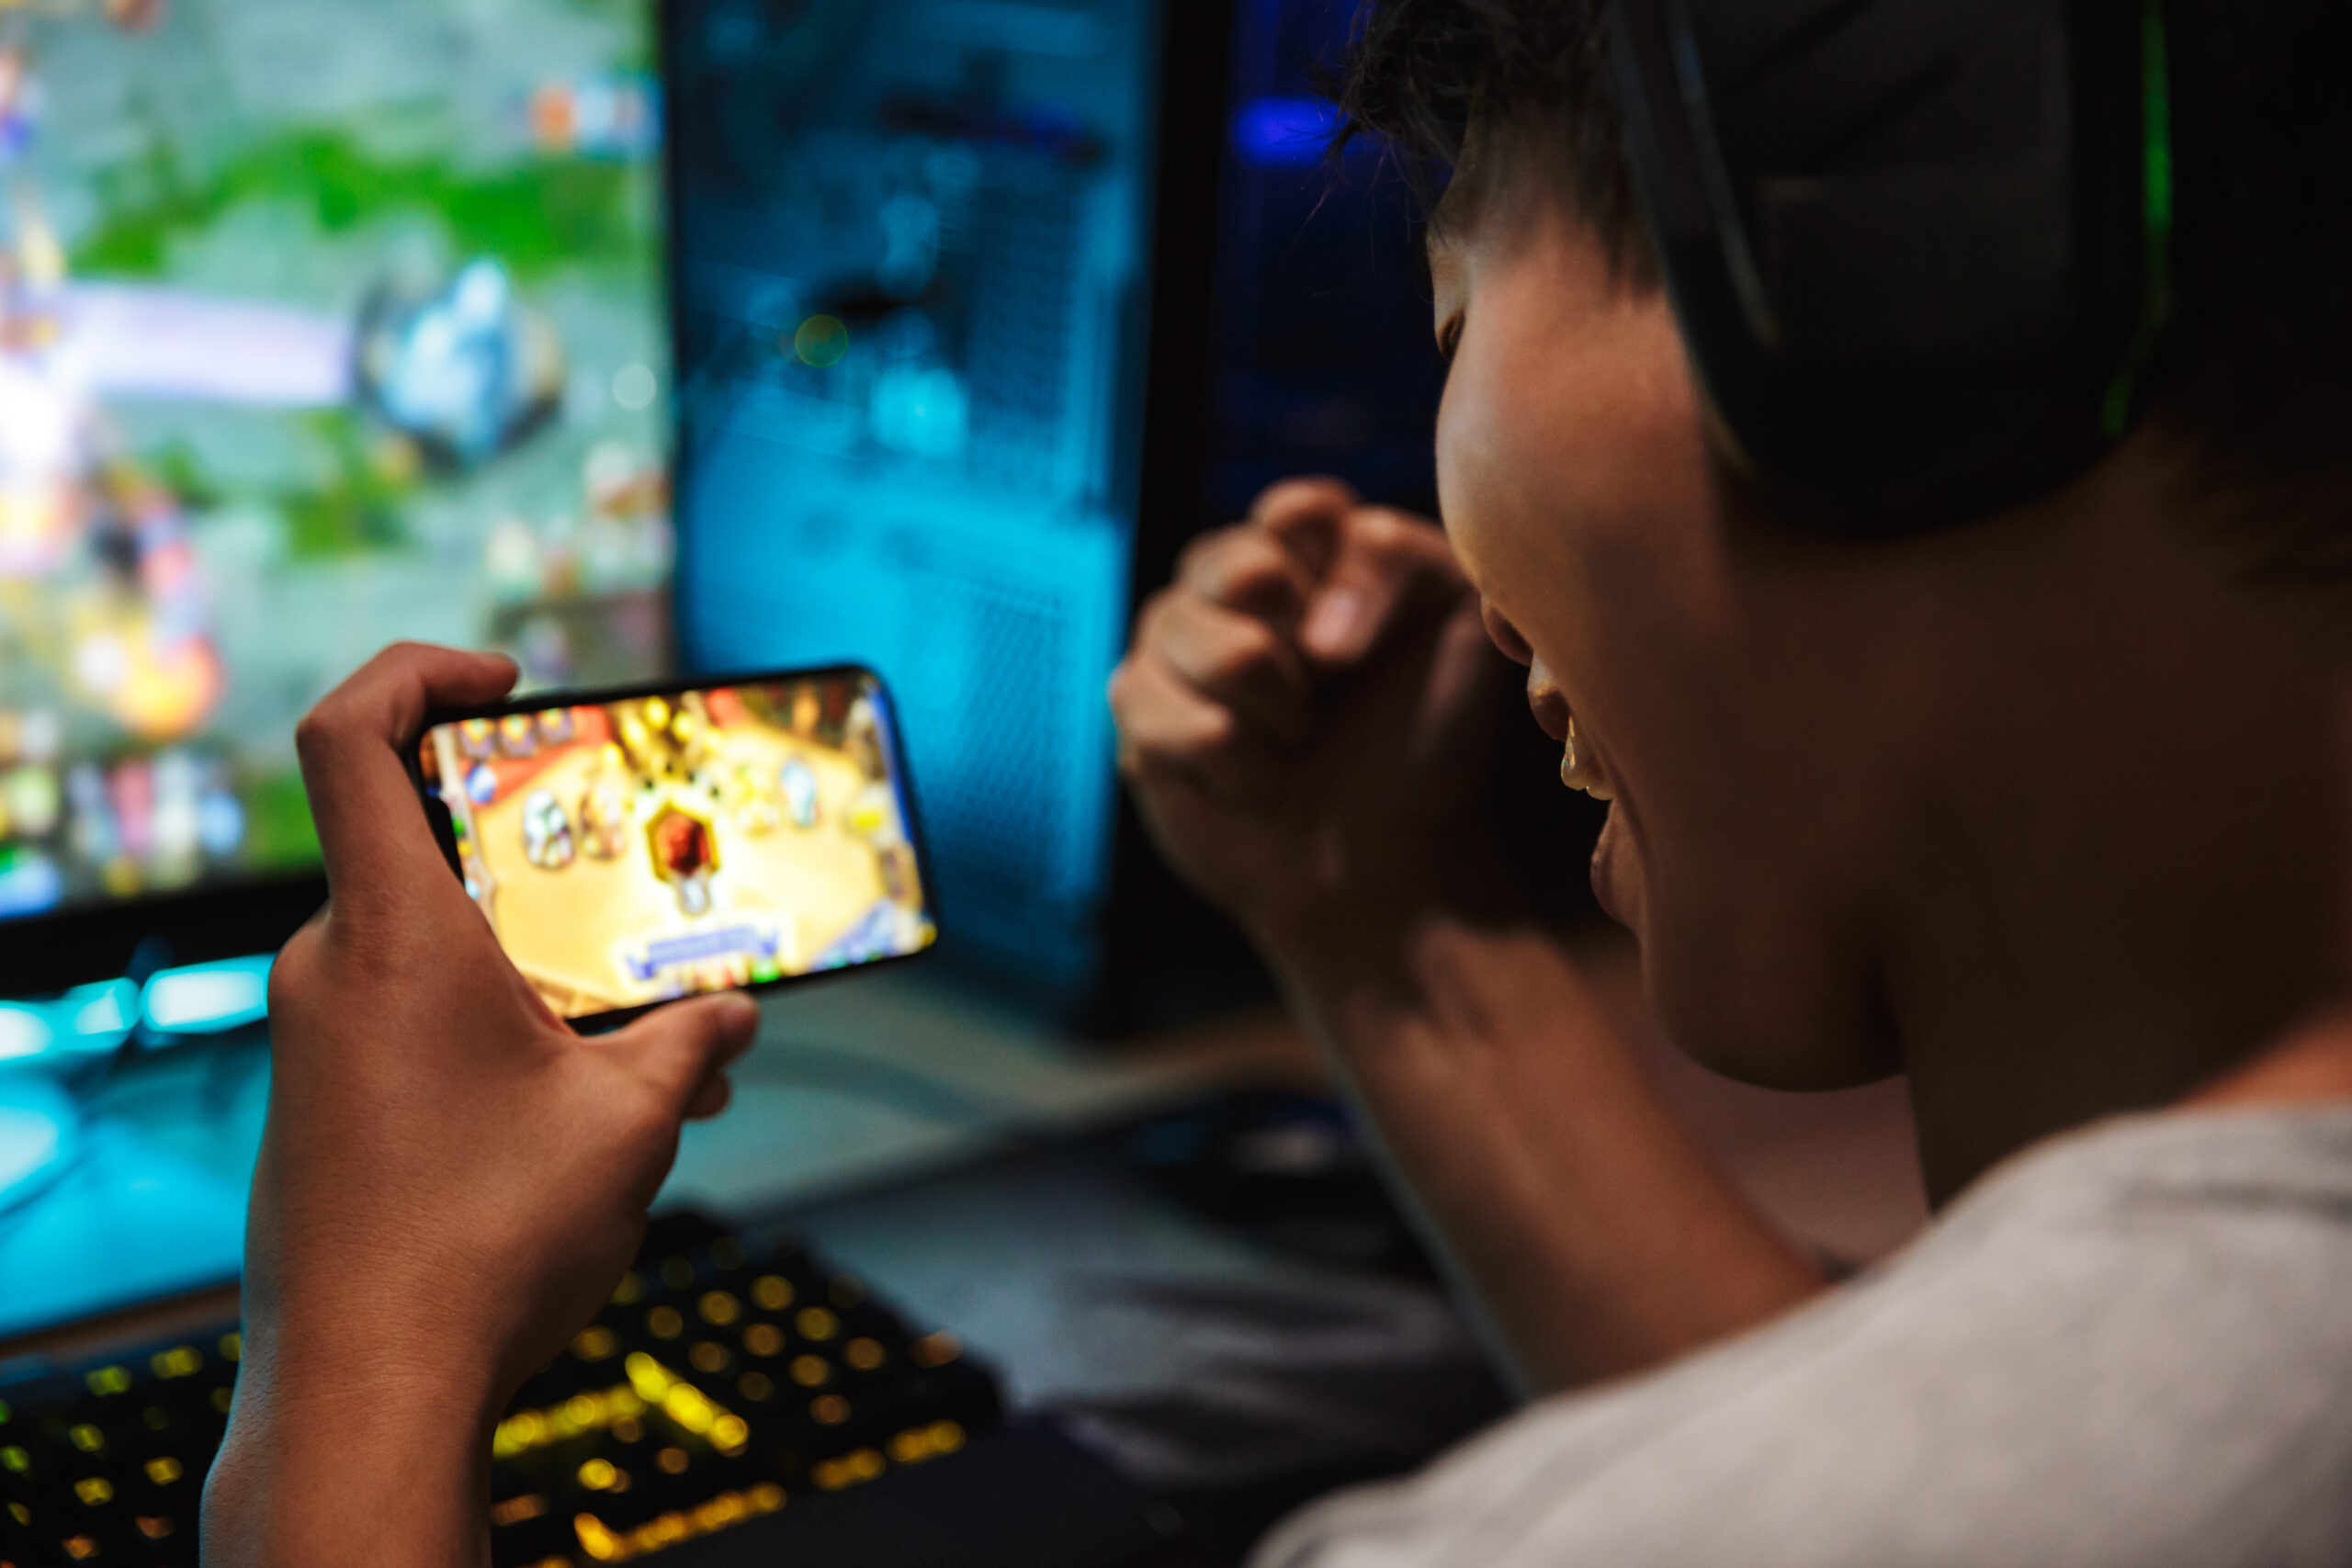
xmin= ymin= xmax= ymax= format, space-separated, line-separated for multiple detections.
xmin=1090 ymin=0 xmax=1265 ymax=1035
xmin=0 ymin=871 xmax=328 ymax=998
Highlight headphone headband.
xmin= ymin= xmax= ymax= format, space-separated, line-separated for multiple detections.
xmin=1609 ymin=0 xmax=2172 ymax=531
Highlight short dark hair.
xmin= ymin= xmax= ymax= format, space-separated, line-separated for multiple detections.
xmin=1332 ymin=0 xmax=1646 ymax=268
xmin=1335 ymin=0 xmax=2352 ymax=575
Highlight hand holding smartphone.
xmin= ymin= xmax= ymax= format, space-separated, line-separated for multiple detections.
xmin=410 ymin=666 xmax=937 ymax=1026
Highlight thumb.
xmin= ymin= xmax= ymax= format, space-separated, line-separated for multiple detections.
xmin=602 ymin=991 xmax=763 ymax=1121
xmin=1409 ymin=599 xmax=1514 ymax=781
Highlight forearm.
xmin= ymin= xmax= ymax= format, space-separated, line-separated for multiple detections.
xmin=203 ymin=1323 xmax=496 ymax=1568
xmin=1262 ymin=894 xmax=1828 ymax=1395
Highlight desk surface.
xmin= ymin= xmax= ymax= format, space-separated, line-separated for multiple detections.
xmin=1 ymin=933 xmax=1932 ymax=1361
xmin=0 ymin=992 xmax=1497 ymax=1559
xmin=0 ymin=944 xmax=1939 ymax=1568
xmin=0 ymin=969 xmax=1317 ymax=1355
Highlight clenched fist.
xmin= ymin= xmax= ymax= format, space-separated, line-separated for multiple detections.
xmin=1111 ymin=478 xmax=1520 ymax=960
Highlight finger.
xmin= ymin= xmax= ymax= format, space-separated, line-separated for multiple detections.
xmin=1250 ymin=475 xmax=1362 ymax=533
xmin=683 ymin=1072 xmax=735 ymax=1122
xmin=1177 ymin=526 xmax=1317 ymax=630
xmin=294 ymin=643 xmax=518 ymax=905
xmin=1409 ymin=601 xmax=1518 ymax=779
xmin=1142 ymin=592 xmax=1312 ymax=743
xmin=1110 ymin=652 xmax=1284 ymax=806
xmin=1250 ymin=476 xmax=1362 ymax=581
xmin=1299 ymin=508 xmax=1469 ymax=667
xmin=1122 ymin=742 xmax=1282 ymax=830
xmin=601 ymin=991 xmax=762 ymax=1120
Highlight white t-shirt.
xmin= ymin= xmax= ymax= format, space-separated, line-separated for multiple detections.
xmin=1254 ymin=1108 xmax=2352 ymax=1568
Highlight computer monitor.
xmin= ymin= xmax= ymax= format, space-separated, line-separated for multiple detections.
xmin=0 ymin=0 xmax=1245 ymax=1339
xmin=1209 ymin=0 xmax=1450 ymax=520
xmin=664 ymin=0 xmax=1231 ymax=1022
xmin=0 ymin=0 xmax=676 ymax=997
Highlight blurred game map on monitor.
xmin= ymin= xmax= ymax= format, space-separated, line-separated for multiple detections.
xmin=0 ymin=0 xmax=673 ymax=928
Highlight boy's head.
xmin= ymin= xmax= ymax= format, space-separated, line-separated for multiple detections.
xmin=1340 ymin=0 xmax=2352 ymax=542
xmin=1336 ymin=2 xmax=2352 ymax=1120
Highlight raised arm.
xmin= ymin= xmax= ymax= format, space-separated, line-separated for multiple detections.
xmin=1112 ymin=480 xmax=1825 ymax=1393
xmin=201 ymin=644 xmax=760 ymax=1568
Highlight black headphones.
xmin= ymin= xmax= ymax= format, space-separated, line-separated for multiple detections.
xmin=1608 ymin=0 xmax=2174 ymax=532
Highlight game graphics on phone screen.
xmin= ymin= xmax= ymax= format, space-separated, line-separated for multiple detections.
xmin=421 ymin=673 xmax=935 ymax=1019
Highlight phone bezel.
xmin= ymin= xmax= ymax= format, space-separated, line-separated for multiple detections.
xmin=406 ymin=662 xmax=941 ymax=1031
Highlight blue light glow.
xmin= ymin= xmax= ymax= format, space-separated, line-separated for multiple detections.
xmin=870 ymin=366 xmax=969 ymax=459
xmin=1232 ymin=96 xmax=1340 ymax=169
xmin=141 ymin=956 xmax=273 ymax=1035
xmin=0 ymin=983 xmax=135 ymax=1065
xmin=0 ymin=1005 xmax=53 ymax=1063
xmin=0 ymin=1083 xmax=68 ymax=1208
xmin=66 ymin=980 xmax=138 ymax=1049
xmin=0 ymin=850 xmax=63 ymax=918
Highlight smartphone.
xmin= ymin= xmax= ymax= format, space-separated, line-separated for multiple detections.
xmin=410 ymin=666 xmax=938 ymax=1026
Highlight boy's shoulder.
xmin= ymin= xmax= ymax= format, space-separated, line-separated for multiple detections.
xmin=1256 ymin=1107 xmax=2352 ymax=1568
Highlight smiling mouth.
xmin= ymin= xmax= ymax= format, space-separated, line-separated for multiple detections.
xmin=1527 ymin=680 xmax=1614 ymax=800
xmin=1560 ymin=716 xmax=1614 ymax=800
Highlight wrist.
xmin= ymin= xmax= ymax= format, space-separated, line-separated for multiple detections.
xmin=204 ymin=1314 xmax=501 ymax=1568
xmin=1246 ymin=839 xmax=1529 ymax=996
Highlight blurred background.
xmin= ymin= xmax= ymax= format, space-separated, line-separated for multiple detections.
xmin=0 ymin=2 xmax=1923 ymax=1562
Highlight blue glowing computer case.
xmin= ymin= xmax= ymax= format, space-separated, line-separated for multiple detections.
xmin=663 ymin=0 xmax=1244 ymax=1031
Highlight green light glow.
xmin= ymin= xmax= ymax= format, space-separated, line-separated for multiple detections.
xmin=2103 ymin=0 xmax=2176 ymax=439
xmin=794 ymin=315 xmax=850 ymax=369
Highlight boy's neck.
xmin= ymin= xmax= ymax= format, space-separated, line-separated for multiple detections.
xmin=2191 ymin=1021 xmax=2352 ymax=1109
xmin=1881 ymin=473 xmax=2352 ymax=1205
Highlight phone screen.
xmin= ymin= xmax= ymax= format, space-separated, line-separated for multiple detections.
xmin=415 ymin=669 xmax=936 ymax=1021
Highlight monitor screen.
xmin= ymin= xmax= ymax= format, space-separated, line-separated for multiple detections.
xmin=0 ymin=0 xmax=674 ymax=939
xmin=666 ymin=0 xmax=1168 ymax=1001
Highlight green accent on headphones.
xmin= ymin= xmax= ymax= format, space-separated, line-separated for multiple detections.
xmin=2102 ymin=0 xmax=2176 ymax=439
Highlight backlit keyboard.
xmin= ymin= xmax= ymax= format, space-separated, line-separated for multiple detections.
xmin=0 ymin=1213 xmax=1000 ymax=1566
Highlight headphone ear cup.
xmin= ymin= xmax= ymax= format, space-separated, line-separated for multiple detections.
xmin=1609 ymin=0 xmax=2165 ymax=532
